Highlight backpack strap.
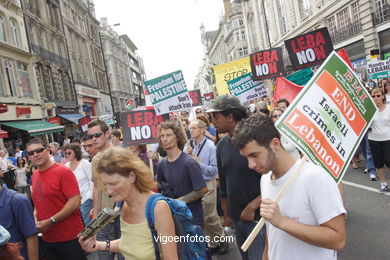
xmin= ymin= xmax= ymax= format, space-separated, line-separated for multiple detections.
xmin=145 ymin=193 xmax=173 ymax=260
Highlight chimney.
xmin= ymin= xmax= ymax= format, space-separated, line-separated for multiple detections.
xmin=223 ymin=0 xmax=232 ymax=17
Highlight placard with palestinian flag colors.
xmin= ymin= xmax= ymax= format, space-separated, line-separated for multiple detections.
xmin=144 ymin=70 xmax=192 ymax=115
xmin=275 ymin=51 xmax=377 ymax=183
xmin=227 ymin=73 xmax=267 ymax=103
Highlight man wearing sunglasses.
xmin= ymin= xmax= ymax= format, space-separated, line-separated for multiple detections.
xmin=87 ymin=119 xmax=124 ymax=260
xmin=26 ymin=138 xmax=86 ymax=260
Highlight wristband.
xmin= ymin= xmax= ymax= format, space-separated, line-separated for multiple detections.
xmin=104 ymin=240 xmax=110 ymax=252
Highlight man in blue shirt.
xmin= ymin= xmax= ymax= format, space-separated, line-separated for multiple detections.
xmin=0 ymin=180 xmax=38 ymax=260
xmin=185 ymin=119 xmax=228 ymax=254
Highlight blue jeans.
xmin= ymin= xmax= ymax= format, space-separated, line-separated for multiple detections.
xmin=80 ymin=199 xmax=93 ymax=225
xmin=234 ymin=220 xmax=266 ymax=260
xmin=96 ymin=221 xmax=124 ymax=260
xmin=361 ymin=134 xmax=377 ymax=176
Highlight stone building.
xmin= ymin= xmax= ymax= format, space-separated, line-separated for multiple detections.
xmin=120 ymin=34 xmax=146 ymax=107
xmin=0 ymin=0 xmax=63 ymax=149
xmin=100 ymin=17 xmax=132 ymax=112
xmin=60 ymin=0 xmax=112 ymax=118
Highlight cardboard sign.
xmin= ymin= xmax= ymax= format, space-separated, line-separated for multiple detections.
xmin=367 ymin=60 xmax=390 ymax=79
xmin=285 ymin=27 xmax=334 ymax=70
xmin=275 ymin=52 xmax=376 ymax=183
xmin=214 ymin=57 xmax=251 ymax=95
xmin=144 ymin=70 xmax=192 ymax=115
xmin=204 ymin=92 xmax=214 ymax=101
xmin=250 ymin=48 xmax=284 ymax=80
xmin=79 ymin=116 xmax=91 ymax=133
xmin=286 ymin=68 xmax=313 ymax=86
xmin=188 ymin=90 xmax=202 ymax=106
xmin=227 ymin=73 xmax=267 ymax=103
xmin=120 ymin=110 xmax=168 ymax=146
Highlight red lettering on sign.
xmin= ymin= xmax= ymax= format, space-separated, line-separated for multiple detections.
xmin=16 ymin=107 xmax=31 ymax=117
xmin=291 ymin=31 xmax=327 ymax=52
xmin=128 ymin=111 xmax=165 ymax=127
xmin=253 ymin=50 xmax=279 ymax=65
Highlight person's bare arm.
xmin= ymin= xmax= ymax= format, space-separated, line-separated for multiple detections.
xmin=262 ymin=233 xmax=268 ymax=260
xmin=240 ymin=196 xmax=261 ymax=221
xmin=79 ymin=236 xmax=121 ymax=253
xmin=155 ymin=201 xmax=178 ymax=260
xmin=260 ymin=198 xmax=346 ymax=250
xmin=26 ymin=234 xmax=39 ymax=260
xmin=221 ymin=197 xmax=233 ymax=227
xmin=37 ymin=194 xmax=81 ymax=232
xmin=177 ymin=186 xmax=208 ymax=204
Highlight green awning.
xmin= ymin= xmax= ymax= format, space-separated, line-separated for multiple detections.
xmin=2 ymin=121 xmax=64 ymax=136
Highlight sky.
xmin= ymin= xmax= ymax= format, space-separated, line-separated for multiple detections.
xmin=93 ymin=0 xmax=225 ymax=90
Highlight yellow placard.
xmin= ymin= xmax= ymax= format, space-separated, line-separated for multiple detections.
xmin=214 ymin=57 xmax=251 ymax=95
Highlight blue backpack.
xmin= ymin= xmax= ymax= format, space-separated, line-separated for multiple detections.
xmin=145 ymin=193 xmax=210 ymax=260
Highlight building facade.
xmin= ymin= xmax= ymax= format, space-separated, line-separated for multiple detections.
xmin=198 ymin=0 xmax=390 ymax=94
xmin=0 ymin=0 xmax=62 ymax=149
xmin=60 ymin=0 xmax=112 ymax=119
xmin=100 ymin=17 xmax=132 ymax=112
xmin=120 ymin=34 xmax=145 ymax=107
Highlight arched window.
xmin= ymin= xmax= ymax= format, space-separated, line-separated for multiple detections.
xmin=10 ymin=20 xmax=19 ymax=47
xmin=0 ymin=16 xmax=6 ymax=42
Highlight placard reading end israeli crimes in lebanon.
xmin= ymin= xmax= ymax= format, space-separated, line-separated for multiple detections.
xmin=120 ymin=110 xmax=167 ymax=146
xmin=227 ymin=73 xmax=267 ymax=103
xmin=275 ymin=51 xmax=377 ymax=183
xmin=367 ymin=60 xmax=390 ymax=79
xmin=214 ymin=57 xmax=251 ymax=95
xmin=144 ymin=70 xmax=192 ymax=115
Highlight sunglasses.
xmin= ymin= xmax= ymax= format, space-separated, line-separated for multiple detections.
xmin=273 ymin=114 xmax=282 ymax=119
xmin=65 ymin=152 xmax=73 ymax=156
xmin=371 ymin=95 xmax=382 ymax=98
xmin=195 ymin=111 xmax=202 ymax=114
xmin=27 ymin=147 xmax=46 ymax=156
xmin=87 ymin=132 xmax=104 ymax=139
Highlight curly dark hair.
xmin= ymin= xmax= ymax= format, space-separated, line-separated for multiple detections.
xmin=158 ymin=121 xmax=187 ymax=151
xmin=232 ymin=114 xmax=280 ymax=150
xmin=63 ymin=144 xmax=82 ymax=161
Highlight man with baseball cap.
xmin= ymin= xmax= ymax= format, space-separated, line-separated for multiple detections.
xmin=207 ymin=95 xmax=266 ymax=260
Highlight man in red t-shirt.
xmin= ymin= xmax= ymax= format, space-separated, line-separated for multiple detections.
xmin=27 ymin=138 xmax=86 ymax=260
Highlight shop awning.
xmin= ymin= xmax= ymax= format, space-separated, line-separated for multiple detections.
xmin=0 ymin=129 xmax=8 ymax=138
xmin=58 ymin=114 xmax=84 ymax=124
xmin=2 ymin=121 xmax=64 ymax=136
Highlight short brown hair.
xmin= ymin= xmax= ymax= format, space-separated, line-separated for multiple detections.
xmin=196 ymin=115 xmax=210 ymax=126
xmin=94 ymin=147 xmax=155 ymax=192
xmin=158 ymin=121 xmax=186 ymax=150
xmin=111 ymin=129 xmax=122 ymax=139
xmin=87 ymin=119 xmax=109 ymax=133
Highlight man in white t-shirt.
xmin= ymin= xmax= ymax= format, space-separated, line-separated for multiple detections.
xmin=232 ymin=114 xmax=346 ymax=260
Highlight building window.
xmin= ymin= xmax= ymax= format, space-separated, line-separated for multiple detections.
xmin=327 ymin=16 xmax=337 ymax=39
xmin=277 ymin=0 xmax=288 ymax=35
xmin=336 ymin=8 xmax=350 ymax=33
xmin=241 ymin=31 xmax=246 ymax=40
xmin=4 ymin=60 xmax=17 ymax=97
xmin=351 ymin=2 xmax=360 ymax=22
xmin=44 ymin=66 xmax=55 ymax=99
xmin=238 ymin=18 xmax=244 ymax=26
xmin=236 ymin=31 xmax=240 ymax=41
xmin=299 ymin=0 xmax=312 ymax=18
xmin=17 ymin=62 xmax=33 ymax=97
xmin=0 ymin=16 xmax=6 ymax=42
xmin=243 ymin=47 xmax=248 ymax=55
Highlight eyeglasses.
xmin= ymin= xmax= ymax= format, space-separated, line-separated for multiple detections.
xmin=65 ymin=152 xmax=73 ymax=156
xmin=371 ymin=95 xmax=382 ymax=98
xmin=27 ymin=147 xmax=46 ymax=156
xmin=87 ymin=132 xmax=104 ymax=139
xmin=272 ymin=114 xmax=282 ymax=119
xmin=195 ymin=111 xmax=202 ymax=114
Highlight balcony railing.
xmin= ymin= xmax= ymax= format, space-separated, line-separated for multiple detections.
xmin=372 ymin=4 xmax=390 ymax=25
xmin=330 ymin=20 xmax=362 ymax=45
xmin=31 ymin=44 xmax=70 ymax=68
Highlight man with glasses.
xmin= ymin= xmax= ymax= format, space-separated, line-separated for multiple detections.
xmin=26 ymin=138 xmax=85 ymax=260
xmin=185 ymin=119 xmax=228 ymax=254
xmin=87 ymin=119 xmax=124 ymax=260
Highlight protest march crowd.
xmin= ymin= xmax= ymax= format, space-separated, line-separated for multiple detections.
xmin=1 ymin=23 xmax=390 ymax=260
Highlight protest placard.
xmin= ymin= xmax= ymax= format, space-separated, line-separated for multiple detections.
xmin=120 ymin=110 xmax=168 ymax=146
xmin=285 ymin=27 xmax=333 ymax=71
xmin=367 ymin=60 xmax=390 ymax=79
xmin=227 ymin=73 xmax=267 ymax=103
xmin=144 ymin=70 xmax=192 ymax=115
xmin=286 ymin=68 xmax=313 ymax=86
xmin=250 ymin=47 xmax=284 ymax=80
xmin=79 ymin=116 xmax=91 ymax=133
xmin=188 ymin=90 xmax=202 ymax=106
xmin=214 ymin=57 xmax=251 ymax=95
xmin=204 ymin=92 xmax=214 ymax=101
xmin=275 ymin=51 xmax=376 ymax=183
